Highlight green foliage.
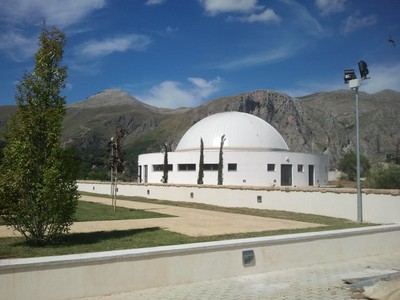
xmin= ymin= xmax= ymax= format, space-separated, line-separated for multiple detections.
xmin=162 ymin=143 xmax=168 ymax=183
xmin=338 ymin=151 xmax=370 ymax=181
xmin=0 ymin=25 xmax=79 ymax=245
xmin=0 ymin=140 xmax=6 ymax=163
xmin=77 ymin=152 xmax=109 ymax=181
xmin=386 ymin=153 xmax=400 ymax=165
xmin=218 ymin=135 xmax=226 ymax=185
xmin=197 ymin=138 xmax=204 ymax=184
xmin=366 ymin=164 xmax=400 ymax=189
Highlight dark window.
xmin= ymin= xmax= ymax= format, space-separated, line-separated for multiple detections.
xmin=297 ymin=164 xmax=304 ymax=172
xmin=267 ymin=164 xmax=275 ymax=171
xmin=178 ymin=164 xmax=196 ymax=171
xmin=204 ymin=164 xmax=218 ymax=171
xmin=228 ymin=163 xmax=237 ymax=171
xmin=153 ymin=164 xmax=173 ymax=172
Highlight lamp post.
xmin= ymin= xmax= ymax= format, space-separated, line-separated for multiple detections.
xmin=343 ymin=61 xmax=369 ymax=223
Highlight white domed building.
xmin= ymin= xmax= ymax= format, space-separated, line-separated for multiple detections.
xmin=138 ymin=112 xmax=328 ymax=187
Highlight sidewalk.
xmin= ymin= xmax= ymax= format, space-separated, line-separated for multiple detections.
xmin=75 ymin=251 xmax=400 ymax=300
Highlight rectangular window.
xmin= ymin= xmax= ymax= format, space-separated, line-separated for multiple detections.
xmin=228 ymin=163 xmax=237 ymax=171
xmin=297 ymin=164 xmax=304 ymax=172
xmin=267 ymin=164 xmax=275 ymax=172
xmin=204 ymin=164 xmax=218 ymax=171
xmin=153 ymin=164 xmax=173 ymax=172
xmin=178 ymin=164 xmax=196 ymax=171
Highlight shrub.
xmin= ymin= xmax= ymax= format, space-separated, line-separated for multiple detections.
xmin=367 ymin=164 xmax=400 ymax=189
xmin=338 ymin=151 xmax=370 ymax=181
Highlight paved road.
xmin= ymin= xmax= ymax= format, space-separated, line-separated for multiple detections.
xmin=76 ymin=251 xmax=400 ymax=300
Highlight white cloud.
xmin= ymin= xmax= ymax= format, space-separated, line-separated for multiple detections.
xmin=315 ymin=0 xmax=346 ymax=15
xmin=280 ymin=0 xmax=327 ymax=37
xmin=137 ymin=77 xmax=221 ymax=108
xmin=0 ymin=0 xmax=106 ymax=28
xmin=362 ymin=63 xmax=400 ymax=93
xmin=199 ymin=0 xmax=262 ymax=15
xmin=214 ymin=43 xmax=303 ymax=70
xmin=283 ymin=62 xmax=400 ymax=97
xmin=342 ymin=13 xmax=377 ymax=35
xmin=0 ymin=0 xmax=107 ymax=61
xmin=0 ymin=30 xmax=38 ymax=61
xmin=232 ymin=9 xmax=281 ymax=23
xmin=77 ymin=35 xmax=152 ymax=58
xmin=188 ymin=77 xmax=221 ymax=98
xmin=145 ymin=0 xmax=166 ymax=5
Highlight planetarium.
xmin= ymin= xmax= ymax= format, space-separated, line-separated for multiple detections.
xmin=138 ymin=112 xmax=328 ymax=187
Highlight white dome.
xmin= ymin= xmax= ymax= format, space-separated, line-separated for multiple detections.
xmin=176 ymin=112 xmax=289 ymax=152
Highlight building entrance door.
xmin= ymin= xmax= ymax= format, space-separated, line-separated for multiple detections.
xmin=308 ymin=165 xmax=314 ymax=186
xmin=144 ymin=165 xmax=148 ymax=183
xmin=281 ymin=164 xmax=292 ymax=186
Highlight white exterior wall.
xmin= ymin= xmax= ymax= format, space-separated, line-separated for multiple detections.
xmin=78 ymin=182 xmax=400 ymax=224
xmin=2 ymin=225 xmax=400 ymax=300
xmin=138 ymin=150 xmax=328 ymax=187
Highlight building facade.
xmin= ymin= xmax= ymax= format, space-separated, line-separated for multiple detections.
xmin=138 ymin=112 xmax=328 ymax=187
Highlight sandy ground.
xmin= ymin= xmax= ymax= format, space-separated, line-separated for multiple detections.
xmin=0 ymin=195 xmax=322 ymax=238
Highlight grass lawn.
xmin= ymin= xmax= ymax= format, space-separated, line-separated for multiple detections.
xmin=75 ymin=200 xmax=173 ymax=221
xmin=0 ymin=200 xmax=173 ymax=226
xmin=0 ymin=193 xmax=374 ymax=259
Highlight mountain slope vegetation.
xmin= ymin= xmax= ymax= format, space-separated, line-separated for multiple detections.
xmin=1 ymin=89 xmax=399 ymax=180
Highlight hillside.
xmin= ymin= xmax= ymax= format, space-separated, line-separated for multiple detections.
xmin=1 ymin=89 xmax=399 ymax=179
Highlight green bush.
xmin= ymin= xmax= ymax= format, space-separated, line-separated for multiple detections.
xmin=367 ymin=164 xmax=400 ymax=189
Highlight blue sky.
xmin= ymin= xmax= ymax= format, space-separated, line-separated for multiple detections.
xmin=0 ymin=0 xmax=399 ymax=108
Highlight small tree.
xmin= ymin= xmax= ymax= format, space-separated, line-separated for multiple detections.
xmin=108 ymin=125 xmax=128 ymax=211
xmin=217 ymin=135 xmax=226 ymax=185
xmin=0 ymin=25 xmax=79 ymax=245
xmin=197 ymin=138 xmax=204 ymax=184
xmin=162 ymin=143 xmax=168 ymax=183
xmin=338 ymin=151 xmax=370 ymax=181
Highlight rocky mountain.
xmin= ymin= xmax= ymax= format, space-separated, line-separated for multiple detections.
xmin=1 ymin=88 xmax=399 ymax=178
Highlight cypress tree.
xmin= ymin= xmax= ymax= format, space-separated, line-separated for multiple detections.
xmin=162 ymin=143 xmax=168 ymax=183
xmin=217 ymin=135 xmax=226 ymax=185
xmin=197 ymin=138 xmax=204 ymax=184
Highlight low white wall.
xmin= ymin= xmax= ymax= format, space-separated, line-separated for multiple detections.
xmin=1 ymin=225 xmax=399 ymax=300
xmin=78 ymin=181 xmax=400 ymax=224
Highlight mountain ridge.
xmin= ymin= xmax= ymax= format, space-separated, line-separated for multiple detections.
xmin=1 ymin=88 xmax=399 ymax=178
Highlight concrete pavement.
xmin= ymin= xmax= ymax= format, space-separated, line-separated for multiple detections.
xmin=75 ymin=251 xmax=400 ymax=300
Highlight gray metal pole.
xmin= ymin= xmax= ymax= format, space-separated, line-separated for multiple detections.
xmin=110 ymin=137 xmax=114 ymax=197
xmin=355 ymin=87 xmax=363 ymax=222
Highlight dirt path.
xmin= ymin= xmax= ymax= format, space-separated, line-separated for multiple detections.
xmin=0 ymin=195 xmax=322 ymax=237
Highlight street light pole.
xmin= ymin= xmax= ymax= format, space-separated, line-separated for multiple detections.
xmin=348 ymin=78 xmax=362 ymax=222
xmin=344 ymin=60 xmax=369 ymax=223
xmin=354 ymin=85 xmax=362 ymax=222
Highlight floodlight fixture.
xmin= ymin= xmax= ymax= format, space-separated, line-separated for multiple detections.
xmin=344 ymin=69 xmax=357 ymax=83
xmin=358 ymin=60 xmax=369 ymax=80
